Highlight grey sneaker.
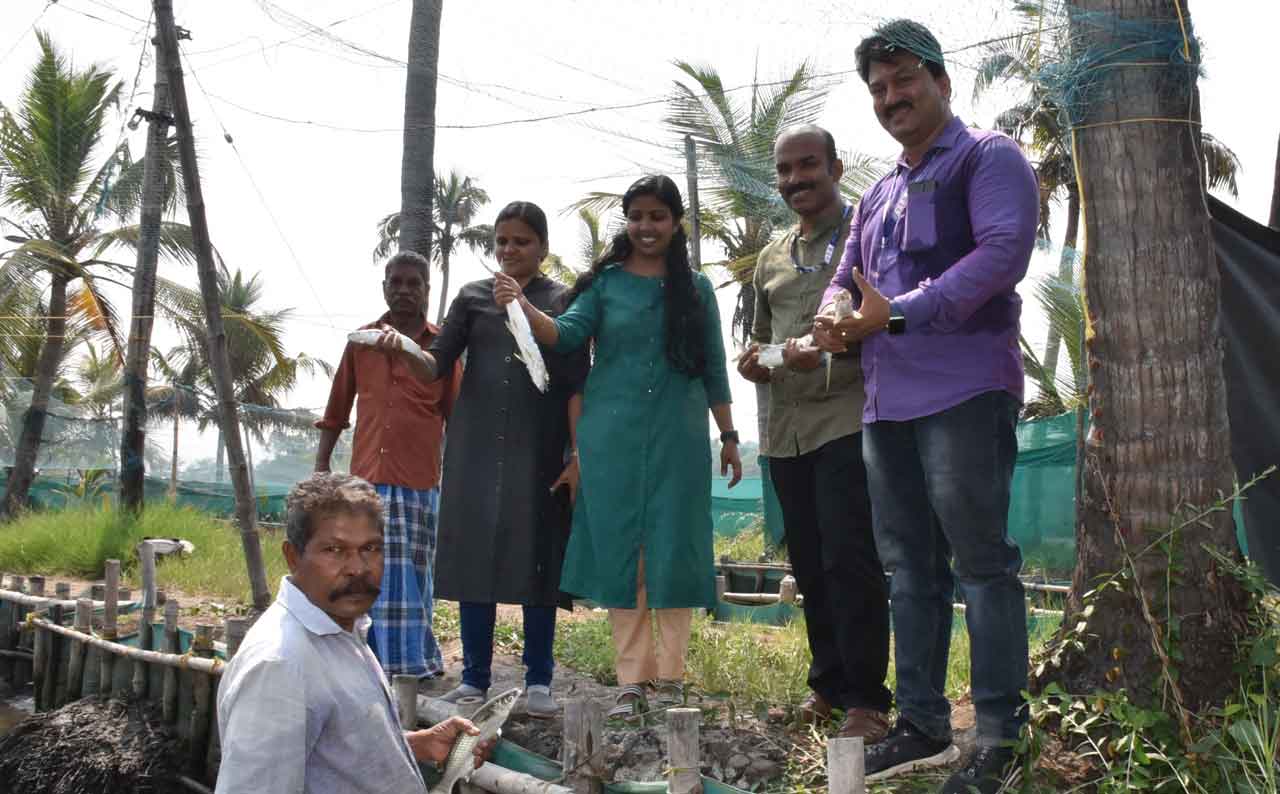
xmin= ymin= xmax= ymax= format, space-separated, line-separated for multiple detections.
xmin=525 ymin=685 xmax=559 ymax=719
xmin=439 ymin=683 xmax=487 ymax=705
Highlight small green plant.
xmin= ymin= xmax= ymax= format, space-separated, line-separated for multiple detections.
xmin=553 ymin=613 xmax=617 ymax=685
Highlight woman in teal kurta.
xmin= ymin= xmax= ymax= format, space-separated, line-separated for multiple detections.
xmin=495 ymin=175 xmax=742 ymax=717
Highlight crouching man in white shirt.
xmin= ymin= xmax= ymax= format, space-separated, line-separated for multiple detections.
xmin=215 ymin=472 xmax=493 ymax=794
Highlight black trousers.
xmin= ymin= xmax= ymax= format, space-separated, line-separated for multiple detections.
xmin=769 ymin=432 xmax=892 ymax=713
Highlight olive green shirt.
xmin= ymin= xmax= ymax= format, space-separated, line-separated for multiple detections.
xmin=751 ymin=206 xmax=865 ymax=458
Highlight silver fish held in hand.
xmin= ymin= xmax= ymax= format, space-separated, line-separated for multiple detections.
xmin=504 ymin=302 xmax=550 ymax=393
xmin=429 ymin=687 xmax=522 ymax=794
xmin=347 ymin=328 xmax=432 ymax=370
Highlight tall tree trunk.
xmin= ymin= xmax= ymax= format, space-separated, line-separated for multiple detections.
xmin=1049 ymin=0 xmax=1248 ymax=711
xmin=168 ymin=411 xmax=179 ymax=501
xmin=1270 ymin=130 xmax=1279 ymax=230
xmin=119 ymin=31 xmax=172 ymax=512
xmin=436 ymin=243 xmax=450 ymax=326
xmin=3 ymin=273 xmax=70 ymax=517
xmin=214 ymin=426 xmax=224 ymax=483
xmin=399 ymin=0 xmax=442 ymax=261
xmin=1039 ymin=183 xmax=1080 ymax=380
xmin=155 ymin=0 xmax=270 ymax=611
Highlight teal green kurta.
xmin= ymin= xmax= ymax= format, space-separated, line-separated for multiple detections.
xmin=552 ymin=265 xmax=731 ymax=609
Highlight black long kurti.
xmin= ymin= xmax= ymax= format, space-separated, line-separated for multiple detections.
xmin=430 ymin=276 xmax=589 ymax=607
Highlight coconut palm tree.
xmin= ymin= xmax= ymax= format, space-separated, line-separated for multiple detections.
xmin=399 ymin=0 xmax=443 ymax=261
xmin=374 ymin=170 xmax=495 ymax=324
xmin=975 ymin=2 xmax=1240 ymax=385
xmin=148 ymin=345 xmax=206 ymax=499
xmin=0 ymin=33 xmax=194 ymax=516
xmin=170 ymin=263 xmax=331 ymax=484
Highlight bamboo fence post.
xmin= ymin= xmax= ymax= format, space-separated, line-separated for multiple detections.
xmin=32 ymin=609 xmax=45 ymax=709
xmin=224 ymin=617 xmax=247 ymax=660
xmin=827 ymin=736 xmax=865 ymax=794
xmin=134 ymin=542 xmax=158 ymax=699
xmin=91 ymin=583 xmax=106 ymax=602
xmin=561 ymin=698 xmax=603 ymax=794
xmin=666 ymin=708 xmax=702 ymax=794
xmin=29 ymin=575 xmax=45 ymax=598
xmin=119 ymin=587 xmax=132 ymax=602
xmin=40 ymin=604 xmax=61 ymax=709
xmin=100 ymin=560 xmax=120 ymax=698
xmin=189 ymin=623 xmax=215 ymax=771
xmin=778 ymin=575 xmax=798 ymax=604
xmin=14 ymin=576 xmax=31 ymax=687
xmin=54 ymin=582 xmax=71 ymax=603
xmin=0 ymin=590 xmax=13 ymax=685
xmin=68 ymin=599 xmax=92 ymax=701
xmin=394 ymin=674 xmax=418 ymax=729
xmin=162 ymin=599 xmax=179 ymax=723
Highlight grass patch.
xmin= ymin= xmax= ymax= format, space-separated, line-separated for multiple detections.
xmin=713 ymin=520 xmax=787 ymax=563
xmin=554 ymin=613 xmax=617 ymax=685
xmin=0 ymin=504 xmax=287 ymax=604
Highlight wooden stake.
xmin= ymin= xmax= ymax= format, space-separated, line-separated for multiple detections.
xmin=54 ymin=582 xmax=71 ymax=602
xmin=224 ymin=617 xmax=248 ymax=660
xmin=67 ymin=599 xmax=92 ymax=701
xmin=561 ymin=698 xmax=603 ymax=794
xmin=135 ymin=542 xmax=158 ymax=698
xmin=163 ymin=598 xmax=180 ymax=723
xmin=778 ymin=575 xmax=798 ymax=604
xmin=827 ymin=736 xmax=865 ymax=794
xmin=100 ymin=560 xmax=120 ymax=697
xmin=190 ymin=623 xmax=215 ymax=770
xmin=0 ymin=598 xmax=12 ymax=684
xmin=666 ymin=707 xmax=702 ymax=794
xmin=393 ymin=674 xmax=418 ymax=729
xmin=31 ymin=619 xmax=45 ymax=709
xmin=41 ymin=604 xmax=61 ymax=709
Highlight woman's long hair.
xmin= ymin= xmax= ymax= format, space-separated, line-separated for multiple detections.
xmin=568 ymin=175 xmax=706 ymax=377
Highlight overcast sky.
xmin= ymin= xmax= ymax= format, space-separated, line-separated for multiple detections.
xmin=2 ymin=0 xmax=1276 ymax=459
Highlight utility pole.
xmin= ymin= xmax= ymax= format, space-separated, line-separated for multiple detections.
xmin=399 ymin=0 xmax=443 ymax=260
xmin=153 ymin=0 xmax=271 ymax=611
xmin=119 ymin=15 xmax=170 ymax=512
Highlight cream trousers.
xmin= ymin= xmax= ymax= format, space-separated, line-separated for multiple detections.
xmin=607 ymin=553 xmax=693 ymax=685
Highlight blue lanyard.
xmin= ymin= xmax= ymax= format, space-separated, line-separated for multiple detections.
xmin=791 ymin=204 xmax=853 ymax=274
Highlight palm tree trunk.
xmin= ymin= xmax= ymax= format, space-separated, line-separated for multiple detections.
xmin=1039 ymin=183 xmax=1080 ymax=379
xmin=168 ymin=411 xmax=179 ymax=501
xmin=399 ymin=0 xmax=442 ymax=259
xmin=156 ymin=0 xmax=270 ymax=611
xmin=1270 ymin=130 xmax=1279 ymax=230
xmin=119 ymin=35 xmax=173 ymax=512
xmin=3 ymin=273 xmax=70 ymax=517
xmin=214 ymin=427 xmax=224 ymax=483
xmin=435 ymin=239 xmax=451 ymax=326
xmin=1049 ymin=0 xmax=1247 ymax=710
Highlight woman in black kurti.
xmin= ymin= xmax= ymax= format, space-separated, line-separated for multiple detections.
xmin=427 ymin=202 xmax=588 ymax=717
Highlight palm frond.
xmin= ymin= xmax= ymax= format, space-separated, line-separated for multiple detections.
xmin=373 ymin=211 xmax=399 ymax=262
xmin=67 ymin=277 xmax=125 ymax=362
xmin=1199 ymin=133 xmax=1241 ymax=198
xmin=564 ymin=192 xmax=624 ymax=218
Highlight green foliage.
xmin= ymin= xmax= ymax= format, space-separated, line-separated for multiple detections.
xmin=687 ymin=614 xmax=811 ymax=707
xmin=0 ymin=503 xmax=288 ymax=602
xmin=552 ymin=613 xmax=617 ymax=685
xmin=713 ymin=521 xmax=783 ymax=563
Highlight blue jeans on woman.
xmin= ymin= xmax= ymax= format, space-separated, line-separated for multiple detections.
xmin=862 ymin=390 xmax=1028 ymax=746
xmin=458 ymin=602 xmax=556 ymax=691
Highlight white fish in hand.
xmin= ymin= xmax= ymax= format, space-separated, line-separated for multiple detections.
xmin=504 ymin=302 xmax=550 ymax=393
xmin=429 ymin=688 xmax=522 ymax=794
xmin=347 ymin=328 xmax=431 ymax=370
xmin=819 ymin=288 xmax=861 ymax=392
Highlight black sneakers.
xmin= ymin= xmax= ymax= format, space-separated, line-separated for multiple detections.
xmin=939 ymin=745 xmax=1021 ymax=794
xmin=865 ymin=719 xmax=961 ymax=781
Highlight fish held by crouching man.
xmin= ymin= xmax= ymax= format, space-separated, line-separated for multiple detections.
xmin=429 ymin=688 xmax=522 ymax=794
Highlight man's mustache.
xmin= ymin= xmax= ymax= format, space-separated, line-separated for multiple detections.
xmin=329 ymin=578 xmax=381 ymax=601
xmin=884 ymin=101 xmax=913 ymax=118
xmin=784 ymin=181 xmax=818 ymax=197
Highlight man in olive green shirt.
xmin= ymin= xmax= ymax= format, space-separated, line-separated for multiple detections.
xmin=737 ymin=125 xmax=892 ymax=742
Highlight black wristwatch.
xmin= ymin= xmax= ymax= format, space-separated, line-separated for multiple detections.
xmin=887 ymin=311 xmax=906 ymax=335
xmin=720 ymin=430 xmax=740 ymax=445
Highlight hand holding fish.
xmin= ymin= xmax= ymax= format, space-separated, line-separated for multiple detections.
xmin=813 ymin=272 xmax=890 ymax=351
xmin=405 ymin=716 xmax=494 ymax=769
xmin=735 ymin=343 xmax=771 ymax=384
xmin=492 ymin=272 xmax=525 ymax=309
xmin=781 ymin=337 xmax=823 ymax=372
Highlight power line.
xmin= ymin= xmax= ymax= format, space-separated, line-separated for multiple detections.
xmin=179 ymin=45 xmax=336 ymax=331
xmin=53 ymin=1 xmax=142 ymax=34
xmin=79 ymin=0 xmax=151 ymax=25
xmin=184 ymin=0 xmax=407 ymax=60
xmin=0 ymin=1 xmax=54 ymax=69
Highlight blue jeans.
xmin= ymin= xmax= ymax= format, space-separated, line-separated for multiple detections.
xmin=863 ymin=391 xmax=1028 ymax=745
xmin=459 ymin=602 xmax=556 ymax=690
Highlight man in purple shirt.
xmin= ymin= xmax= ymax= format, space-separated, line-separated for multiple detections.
xmin=813 ymin=19 xmax=1038 ymax=794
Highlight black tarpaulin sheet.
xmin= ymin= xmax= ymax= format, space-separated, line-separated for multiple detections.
xmin=1211 ymin=195 xmax=1280 ymax=586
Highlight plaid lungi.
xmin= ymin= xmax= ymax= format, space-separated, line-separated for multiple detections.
xmin=368 ymin=484 xmax=443 ymax=677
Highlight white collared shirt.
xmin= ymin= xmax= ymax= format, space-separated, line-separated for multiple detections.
xmin=214 ymin=577 xmax=426 ymax=794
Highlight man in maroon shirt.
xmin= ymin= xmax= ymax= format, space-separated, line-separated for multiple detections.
xmin=315 ymin=251 xmax=461 ymax=678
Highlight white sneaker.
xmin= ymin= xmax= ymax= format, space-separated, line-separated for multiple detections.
xmin=439 ymin=683 xmax=487 ymax=705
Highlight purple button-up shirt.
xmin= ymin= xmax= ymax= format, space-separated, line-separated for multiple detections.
xmin=824 ymin=117 xmax=1039 ymax=423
